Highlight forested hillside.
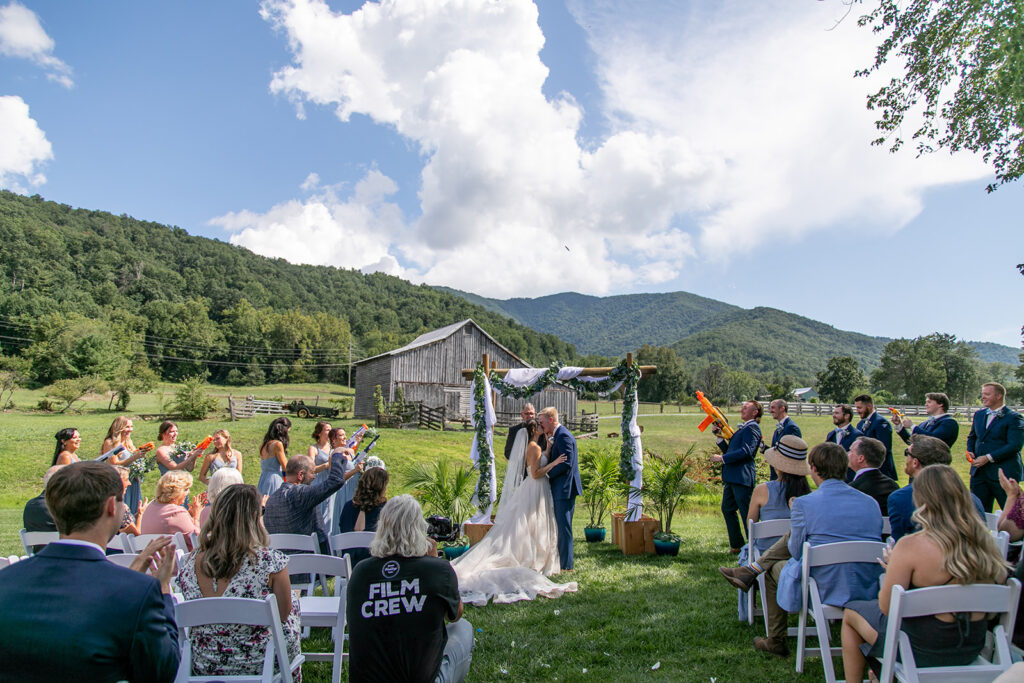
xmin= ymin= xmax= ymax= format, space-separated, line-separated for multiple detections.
xmin=0 ymin=191 xmax=576 ymax=385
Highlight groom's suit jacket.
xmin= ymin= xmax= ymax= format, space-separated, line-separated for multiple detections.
xmin=547 ymin=424 xmax=583 ymax=500
xmin=968 ymin=406 xmax=1024 ymax=482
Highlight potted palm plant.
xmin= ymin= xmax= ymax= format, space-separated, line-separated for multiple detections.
xmin=643 ymin=446 xmax=696 ymax=557
xmin=406 ymin=458 xmax=476 ymax=550
xmin=581 ymin=446 xmax=621 ymax=542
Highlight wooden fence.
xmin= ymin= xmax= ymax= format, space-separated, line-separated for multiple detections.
xmin=227 ymin=395 xmax=289 ymax=420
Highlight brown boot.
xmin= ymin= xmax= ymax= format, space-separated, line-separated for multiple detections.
xmin=718 ymin=565 xmax=759 ymax=592
xmin=753 ymin=636 xmax=789 ymax=657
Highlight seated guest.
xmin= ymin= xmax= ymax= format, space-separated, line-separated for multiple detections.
xmin=178 ymin=485 xmax=302 ymax=680
xmin=24 ymin=465 xmax=64 ymax=534
xmin=0 ymin=462 xmax=179 ymax=681
xmin=848 ymin=437 xmax=899 ymax=515
xmin=724 ymin=443 xmax=883 ymax=657
xmin=115 ymin=465 xmax=145 ymax=536
xmin=347 ymin=495 xmax=473 ymax=683
xmin=263 ymin=450 xmax=348 ymax=554
xmin=893 ymin=392 xmax=959 ymax=447
xmin=997 ymin=468 xmax=1024 ymax=542
xmin=338 ymin=466 xmax=389 ymax=565
xmin=199 ymin=466 xmax=244 ymax=529
xmin=52 ymin=427 xmax=81 ymax=466
xmin=887 ymin=434 xmax=986 ymax=541
xmin=745 ymin=436 xmax=811 ymax=552
xmin=140 ymin=471 xmax=202 ymax=548
xmin=841 ymin=465 xmax=1008 ymax=681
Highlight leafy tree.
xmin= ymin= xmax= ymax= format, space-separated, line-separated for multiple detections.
xmin=764 ymin=375 xmax=796 ymax=401
xmin=245 ymin=360 xmax=266 ymax=386
xmin=373 ymin=384 xmax=385 ymax=417
xmin=169 ymin=375 xmax=218 ymax=420
xmin=107 ymin=360 xmax=159 ymax=411
xmin=924 ymin=332 xmax=981 ymax=404
xmin=723 ymin=369 xmax=760 ymax=403
xmin=24 ymin=315 xmax=130 ymax=384
xmin=872 ymin=337 xmax=945 ymax=403
xmin=857 ymin=0 xmax=1024 ymax=191
xmin=0 ymin=354 xmax=29 ymax=409
xmin=816 ymin=356 xmax=866 ymax=403
xmin=635 ymin=345 xmax=689 ymax=402
xmin=695 ymin=362 xmax=729 ymax=402
xmin=224 ymin=368 xmax=248 ymax=386
xmin=45 ymin=375 xmax=108 ymax=413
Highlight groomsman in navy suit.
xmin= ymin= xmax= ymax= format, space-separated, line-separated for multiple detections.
xmin=711 ymin=400 xmax=763 ymax=553
xmin=827 ymin=404 xmax=864 ymax=451
xmin=966 ymin=382 xmax=1024 ymax=512
xmin=538 ymin=406 xmax=583 ymax=570
xmin=892 ymin=391 xmax=959 ymax=448
xmin=854 ymin=394 xmax=898 ymax=481
xmin=766 ymin=399 xmax=802 ymax=480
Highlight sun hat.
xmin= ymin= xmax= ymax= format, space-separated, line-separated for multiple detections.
xmin=763 ymin=434 xmax=810 ymax=477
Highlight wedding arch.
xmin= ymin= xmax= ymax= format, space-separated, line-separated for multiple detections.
xmin=460 ymin=353 xmax=656 ymax=524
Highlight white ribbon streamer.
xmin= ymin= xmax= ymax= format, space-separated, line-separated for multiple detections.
xmin=625 ymin=386 xmax=644 ymax=521
xmin=469 ymin=373 xmax=497 ymax=523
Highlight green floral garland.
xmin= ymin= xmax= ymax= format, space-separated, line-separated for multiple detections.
xmin=483 ymin=358 xmax=642 ymax=483
xmin=472 ymin=365 xmax=494 ymax=514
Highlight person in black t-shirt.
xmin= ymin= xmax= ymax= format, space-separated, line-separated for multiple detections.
xmin=347 ymin=495 xmax=473 ymax=683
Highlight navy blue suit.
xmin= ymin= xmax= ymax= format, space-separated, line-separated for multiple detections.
xmin=827 ymin=424 xmax=864 ymax=452
xmin=896 ymin=413 xmax=959 ymax=448
xmin=858 ymin=411 xmax=898 ymax=481
xmin=548 ymin=424 xmax=582 ymax=570
xmin=717 ymin=420 xmax=762 ymax=549
xmin=0 ymin=541 xmax=179 ymax=682
xmin=967 ymin=406 xmax=1024 ymax=512
xmin=887 ymin=482 xmax=987 ymax=540
xmin=767 ymin=417 xmax=802 ymax=481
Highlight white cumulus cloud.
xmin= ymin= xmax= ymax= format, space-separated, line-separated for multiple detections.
xmin=0 ymin=2 xmax=73 ymax=87
xmin=228 ymin=0 xmax=989 ymax=298
xmin=0 ymin=95 xmax=52 ymax=191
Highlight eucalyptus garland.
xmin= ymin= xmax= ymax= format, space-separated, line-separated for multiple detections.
xmin=488 ymin=362 xmax=562 ymax=398
xmin=472 ymin=365 xmax=494 ymax=514
xmin=615 ymin=359 xmax=642 ymax=483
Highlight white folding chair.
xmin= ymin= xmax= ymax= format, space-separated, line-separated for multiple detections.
xmin=173 ymin=595 xmax=303 ymax=683
xmin=878 ymin=579 xmax=1021 ymax=683
xmin=108 ymin=533 xmax=133 ymax=553
xmin=0 ymin=555 xmax=21 ymax=569
xmin=107 ymin=553 xmax=140 ymax=568
xmin=269 ymin=533 xmax=326 ymax=595
xmin=743 ymin=518 xmax=791 ymax=630
xmin=128 ymin=533 xmax=192 ymax=554
xmin=19 ymin=529 xmax=58 ymax=556
xmin=986 ymin=512 xmax=1001 ymax=533
xmin=994 ymin=530 xmax=1011 ymax=560
xmin=797 ymin=540 xmax=887 ymax=682
xmin=287 ymin=553 xmax=352 ymax=683
xmin=882 ymin=516 xmax=892 ymax=536
xmin=330 ymin=531 xmax=375 ymax=560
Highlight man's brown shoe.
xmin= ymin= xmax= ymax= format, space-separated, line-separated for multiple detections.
xmin=718 ymin=565 xmax=759 ymax=592
xmin=753 ymin=636 xmax=789 ymax=657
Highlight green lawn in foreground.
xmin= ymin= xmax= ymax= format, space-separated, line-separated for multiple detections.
xmin=0 ymin=393 xmax=984 ymax=682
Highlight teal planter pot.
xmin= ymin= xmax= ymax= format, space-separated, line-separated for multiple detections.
xmin=584 ymin=527 xmax=606 ymax=543
xmin=653 ymin=539 xmax=680 ymax=556
xmin=443 ymin=545 xmax=469 ymax=560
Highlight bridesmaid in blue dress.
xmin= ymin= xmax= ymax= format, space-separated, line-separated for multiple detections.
xmin=102 ymin=416 xmax=144 ymax=517
xmin=307 ymin=422 xmax=336 ymax=529
xmin=199 ymin=429 xmax=242 ymax=485
xmin=257 ymin=417 xmax=290 ymax=497
xmin=154 ymin=421 xmax=203 ymax=476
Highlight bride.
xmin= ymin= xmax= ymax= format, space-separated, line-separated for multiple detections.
xmin=452 ymin=419 xmax=579 ymax=606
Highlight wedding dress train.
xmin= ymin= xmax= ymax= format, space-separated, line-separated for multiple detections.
xmin=451 ymin=431 xmax=578 ymax=606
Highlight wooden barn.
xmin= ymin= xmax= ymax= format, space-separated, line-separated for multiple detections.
xmin=353 ymin=319 xmax=577 ymax=420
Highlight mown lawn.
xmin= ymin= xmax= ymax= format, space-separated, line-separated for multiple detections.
xmin=0 ymin=390 xmax=983 ymax=681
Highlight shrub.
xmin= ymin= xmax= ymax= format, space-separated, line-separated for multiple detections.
xmin=405 ymin=459 xmax=476 ymax=525
xmin=169 ymin=375 xmax=218 ymax=420
xmin=45 ymin=375 xmax=108 ymax=413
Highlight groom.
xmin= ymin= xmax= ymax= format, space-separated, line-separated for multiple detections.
xmin=538 ymin=407 xmax=583 ymax=571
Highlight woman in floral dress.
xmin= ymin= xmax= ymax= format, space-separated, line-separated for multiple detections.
xmin=178 ymin=484 xmax=302 ymax=680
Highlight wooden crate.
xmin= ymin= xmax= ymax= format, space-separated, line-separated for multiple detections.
xmin=614 ymin=515 xmax=661 ymax=555
xmin=463 ymin=522 xmax=493 ymax=546
xmin=610 ymin=512 xmax=626 ymax=546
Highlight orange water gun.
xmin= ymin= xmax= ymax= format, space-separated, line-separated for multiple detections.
xmin=696 ymin=391 xmax=734 ymax=440
xmin=196 ymin=435 xmax=214 ymax=451
xmin=889 ymin=406 xmax=905 ymax=423
xmin=136 ymin=442 xmax=155 ymax=454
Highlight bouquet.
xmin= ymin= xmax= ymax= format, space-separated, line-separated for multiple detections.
xmin=127 ymin=442 xmax=157 ymax=482
xmin=171 ymin=440 xmax=198 ymax=464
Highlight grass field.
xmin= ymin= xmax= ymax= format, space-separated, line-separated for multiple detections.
xmin=0 ymin=387 xmax=985 ymax=681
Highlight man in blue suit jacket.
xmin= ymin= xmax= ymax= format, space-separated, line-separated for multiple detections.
xmin=854 ymin=394 xmax=898 ymax=481
xmin=0 ymin=462 xmax=179 ymax=682
xmin=967 ymin=382 xmax=1024 ymax=512
xmin=711 ymin=400 xmax=763 ymax=552
xmin=888 ymin=434 xmax=987 ymax=540
xmin=767 ymin=399 xmax=802 ymax=480
xmin=893 ymin=392 xmax=959 ymax=448
xmin=753 ymin=443 xmax=882 ymax=657
xmin=538 ymin=407 xmax=583 ymax=570
xmin=827 ymin=404 xmax=865 ymax=481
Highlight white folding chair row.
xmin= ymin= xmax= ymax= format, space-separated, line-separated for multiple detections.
xmin=173 ymin=594 xmax=303 ymax=683
xmin=107 ymin=553 xmax=140 ymax=568
xmin=287 ymin=553 xmax=352 ymax=683
xmin=994 ymin=530 xmax=1011 ymax=560
xmin=19 ymin=529 xmax=59 ymax=556
xmin=878 ymin=579 xmax=1021 ymax=683
xmin=269 ymin=533 xmax=328 ymax=597
xmin=329 ymin=531 xmax=375 ymax=558
xmin=742 ymin=518 xmax=791 ymax=631
xmin=882 ymin=516 xmax=892 ymax=536
xmin=797 ymin=540 xmax=888 ymax=682
xmin=128 ymin=532 xmax=193 ymax=554
xmin=986 ymin=512 xmax=1001 ymax=533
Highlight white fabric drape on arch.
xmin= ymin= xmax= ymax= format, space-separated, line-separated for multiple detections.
xmin=469 ymin=373 xmax=497 ymax=523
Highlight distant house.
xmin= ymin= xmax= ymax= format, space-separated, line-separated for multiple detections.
xmin=793 ymin=387 xmax=818 ymax=402
xmin=352 ymin=319 xmax=577 ymax=419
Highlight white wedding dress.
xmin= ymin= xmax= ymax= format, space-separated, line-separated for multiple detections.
xmin=452 ymin=430 xmax=578 ymax=606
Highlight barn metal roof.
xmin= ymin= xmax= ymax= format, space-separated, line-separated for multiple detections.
xmin=354 ymin=318 xmax=527 ymax=366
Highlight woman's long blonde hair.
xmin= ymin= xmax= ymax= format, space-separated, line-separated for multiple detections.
xmin=196 ymin=484 xmax=267 ymax=581
xmin=105 ymin=416 xmax=132 ymax=441
xmin=911 ymin=465 xmax=1008 ymax=584
xmin=213 ymin=428 xmax=233 ymax=452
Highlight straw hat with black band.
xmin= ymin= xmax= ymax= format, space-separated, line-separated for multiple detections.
xmin=763 ymin=434 xmax=810 ymax=477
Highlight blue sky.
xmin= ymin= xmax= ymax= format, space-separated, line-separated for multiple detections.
xmin=1 ymin=0 xmax=1021 ymax=349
